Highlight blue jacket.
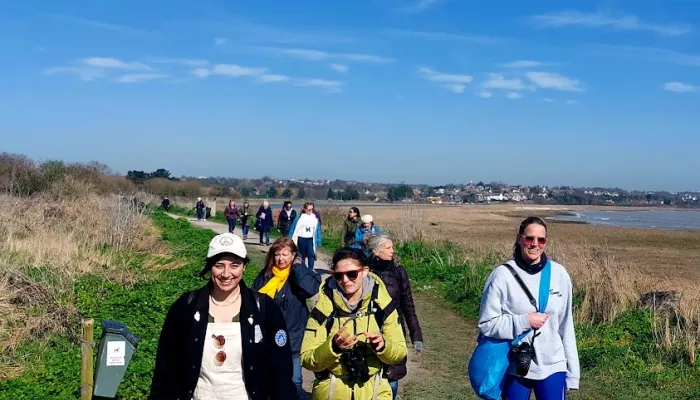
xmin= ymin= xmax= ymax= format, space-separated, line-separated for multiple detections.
xmin=287 ymin=214 xmax=323 ymax=249
xmin=251 ymin=264 xmax=321 ymax=357
xmin=256 ymin=206 xmax=274 ymax=231
xmin=352 ymin=224 xmax=382 ymax=248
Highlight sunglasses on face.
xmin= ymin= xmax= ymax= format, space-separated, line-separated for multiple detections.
xmin=212 ymin=334 xmax=227 ymax=366
xmin=522 ymin=235 xmax=547 ymax=247
xmin=333 ymin=269 xmax=362 ymax=281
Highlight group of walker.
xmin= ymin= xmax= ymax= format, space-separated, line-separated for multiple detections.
xmin=150 ymin=201 xmax=579 ymax=400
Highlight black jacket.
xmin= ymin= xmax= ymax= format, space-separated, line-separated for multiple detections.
xmin=149 ymin=281 xmax=297 ymax=400
xmin=251 ymin=264 xmax=321 ymax=358
xmin=369 ymin=257 xmax=424 ymax=381
xmin=276 ymin=209 xmax=297 ymax=236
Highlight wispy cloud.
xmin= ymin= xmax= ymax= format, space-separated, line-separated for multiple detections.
xmin=499 ymin=60 xmax=543 ymax=68
xmin=525 ymin=71 xmax=584 ymax=92
xmin=477 ymin=91 xmax=493 ymax=99
xmin=418 ymin=67 xmax=473 ymax=93
xmin=589 ymin=45 xmax=700 ymax=68
xmin=663 ymin=81 xmax=698 ymax=93
xmin=43 ymin=67 xmax=104 ymax=81
xmin=116 ymin=73 xmax=170 ymax=83
xmin=483 ymin=74 xmax=529 ymax=91
xmin=39 ymin=13 xmax=155 ymax=36
xmin=294 ymin=79 xmax=344 ymax=93
xmin=382 ymin=28 xmax=503 ymax=44
xmin=402 ymin=0 xmax=448 ymax=13
xmin=530 ymin=10 xmax=692 ymax=37
xmin=257 ymin=47 xmax=394 ymax=63
xmin=146 ymin=57 xmax=210 ymax=67
xmin=507 ymin=92 xmax=523 ymax=100
xmin=330 ymin=63 xmax=349 ymax=73
xmin=258 ymin=74 xmax=290 ymax=83
xmin=544 ymin=98 xmax=555 ymax=102
xmin=193 ymin=64 xmax=266 ymax=78
xmin=84 ymin=57 xmax=151 ymax=71
xmin=565 ymin=99 xmax=578 ymax=104
xmin=215 ymin=37 xmax=229 ymax=46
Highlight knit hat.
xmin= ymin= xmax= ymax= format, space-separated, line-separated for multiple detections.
xmin=362 ymin=215 xmax=373 ymax=224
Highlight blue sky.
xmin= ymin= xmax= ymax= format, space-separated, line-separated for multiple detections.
xmin=1 ymin=0 xmax=698 ymax=191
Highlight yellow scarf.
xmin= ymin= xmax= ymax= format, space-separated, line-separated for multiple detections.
xmin=259 ymin=266 xmax=291 ymax=299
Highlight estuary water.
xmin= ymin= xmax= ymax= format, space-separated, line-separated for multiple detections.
xmin=551 ymin=210 xmax=700 ymax=231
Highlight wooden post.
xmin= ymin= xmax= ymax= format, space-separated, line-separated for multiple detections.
xmin=81 ymin=319 xmax=94 ymax=400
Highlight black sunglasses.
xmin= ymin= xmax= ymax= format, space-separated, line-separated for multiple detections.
xmin=333 ymin=270 xmax=362 ymax=281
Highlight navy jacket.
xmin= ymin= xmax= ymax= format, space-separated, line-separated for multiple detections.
xmin=256 ymin=206 xmax=274 ymax=232
xmin=252 ymin=264 xmax=321 ymax=358
xmin=150 ymin=281 xmax=297 ymax=400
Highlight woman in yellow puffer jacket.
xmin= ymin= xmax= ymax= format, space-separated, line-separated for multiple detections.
xmin=301 ymin=246 xmax=408 ymax=400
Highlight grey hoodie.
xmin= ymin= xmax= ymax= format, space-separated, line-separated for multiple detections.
xmin=477 ymin=259 xmax=580 ymax=389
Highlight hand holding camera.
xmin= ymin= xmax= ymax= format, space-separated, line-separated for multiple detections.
xmin=363 ymin=331 xmax=385 ymax=352
xmin=333 ymin=324 xmax=358 ymax=351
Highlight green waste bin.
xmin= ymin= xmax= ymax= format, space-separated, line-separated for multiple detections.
xmin=93 ymin=320 xmax=140 ymax=398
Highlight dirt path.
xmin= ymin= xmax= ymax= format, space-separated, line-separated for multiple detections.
xmin=165 ymin=213 xmax=464 ymax=398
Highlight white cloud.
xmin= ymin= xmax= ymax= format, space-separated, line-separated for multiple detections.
xmin=588 ymin=45 xmax=700 ymax=68
xmin=43 ymin=67 xmax=104 ymax=81
xmin=259 ymin=47 xmax=394 ymax=63
xmin=83 ymin=57 xmax=151 ymax=71
xmin=500 ymin=60 xmax=542 ymax=68
xmin=330 ymin=63 xmax=349 ymax=73
xmin=194 ymin=64 xmax=267 ymax=78
xmin=381 ymin=29 xmax=503 ymax=44
xmin=544 ymin=98 xmax=555 ymax=102
xmin=663 ymin=81 xmax=698 ymax=93
xmin=402 ymin=0 xmax=447 ymax=13
xmin=530 ymin=10 xmax=692 ymax=37
xmin=478 ymin=91 xmax=493 ymax=98
xmin=215 ymin=37 xmax=229 ymax=46
xmin=258 ymin=74 xmax=290 ymax=83
xmin=116 ymin=73 xmax=170 ymax=83
xmin=294 ymin=79 xmax=344 ymax=92
xmin=419 ymin=67 xmax=473 ymax=84
xmin=525 ymin=71 xmax=584 ymax=92
xmin=507 ymin=92 xmax=523 ymax=99
xmin=146 ymin=57 xmax=210 ymax=67
xmin=442 ymin=84 xmax=466 ymax=94
xmin=483 ymin=73 xmax=528 ymax=91
xmin=565 ymin=99 xmax=577 ymax=104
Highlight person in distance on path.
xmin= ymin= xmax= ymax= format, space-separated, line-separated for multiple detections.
xmin=256 ymin=200 xmax=274 ymax=246
xmin=252 ymin=238 xmax=322 ymax=399
xmin=240 ymin=201 xmax=252 ymax=240
xmin=342 ymin=207 xmax=361 ymax=247
xmin=277 ymin=201 xmax=297 ymax=238
xmin=195 ymin=197 xmax=206 ymax=221
xmin=477 ymin=217 xmax=580 ymax=400
xmin=150 ymin=232 xmax=296 ymax=400
xmin=352 ymin=214 xmax=381 ymax=251
xmin=288 ymin=202 xmax=323 ymax=270
xmin=367 ymin=233 xmax=423 ymax=400
xmin=224 ymin=199 xmax=240 ymax=234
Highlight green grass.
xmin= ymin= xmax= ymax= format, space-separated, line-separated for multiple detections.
xmin=0 ymin=211 xmax=265 ymax=400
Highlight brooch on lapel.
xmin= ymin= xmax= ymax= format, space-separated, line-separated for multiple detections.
xmin=194 ymin=311 xmax=200 ymax=322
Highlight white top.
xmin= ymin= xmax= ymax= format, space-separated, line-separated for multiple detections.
xmin=295 ymin=213 xmax=318 ymax=239
xmin=193 ymin=320 xmax=248 ymax=400
xmin=477 ymin=259 xmax=581 ymax=389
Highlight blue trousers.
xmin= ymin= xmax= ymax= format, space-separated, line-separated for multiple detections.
xmin=503 ymin=371 xmax=567 ymax=400
xmin=389 ymin=379 xmax=398 ymax=399
xmin=196 ymin=209 xmax=204 ymax=220
xmin=297 ymin=237 xmax=315 ymax=269
xmin=242 ymin=225 xmax=249 ymax=238
xmin=293 ymin=357 xmax=306 ymax=399
xmin=227 ymin=219 xmax=237 ymax=233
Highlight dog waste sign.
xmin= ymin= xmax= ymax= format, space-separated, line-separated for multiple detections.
xmin=106 ymin=341 xmax=126 ymax=366
xmin=93 ymin=320 xmax=140 ymax=398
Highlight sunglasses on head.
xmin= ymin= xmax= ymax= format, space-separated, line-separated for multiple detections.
xmin=522 ymin=235 xmax=547 ymax=247
xmin=333 ymin=269 xmax=362 ymax=281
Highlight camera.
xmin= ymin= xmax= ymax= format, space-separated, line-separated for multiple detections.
xmin=340 ymin=347 xmax=370 ymax=384
xmin=509 ymin=342 xmax=535 ymax=377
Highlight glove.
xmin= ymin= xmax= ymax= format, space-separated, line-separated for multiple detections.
xmin=414 ymin=341 xmax=423 ymax=353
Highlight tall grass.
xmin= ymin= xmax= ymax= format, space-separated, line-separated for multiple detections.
xmin=0 ymin=178 xmax=165 ymax=379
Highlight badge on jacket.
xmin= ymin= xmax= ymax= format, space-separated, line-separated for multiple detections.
xmin=274 ymin=330 xmax=287 ymax=347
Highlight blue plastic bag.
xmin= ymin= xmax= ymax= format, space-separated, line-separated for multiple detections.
xmin=467 ymin=261 xmax=551 ymax=399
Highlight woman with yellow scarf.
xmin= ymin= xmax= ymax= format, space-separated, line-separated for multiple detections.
xmin=252 ymin=237 xmax=322 ymax=399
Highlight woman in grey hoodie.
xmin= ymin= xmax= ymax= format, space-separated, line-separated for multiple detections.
xmin=477 ymin=217 xmax=580 ymax=400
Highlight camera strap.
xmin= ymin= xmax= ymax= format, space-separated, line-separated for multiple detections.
xmin=504 ymin=261 xmax=552 ymax=345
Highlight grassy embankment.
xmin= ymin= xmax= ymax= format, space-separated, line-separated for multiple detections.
xmin=317 ymin=206 xmax=700 ymax=399
xmin=0 ymin=208 xmax=265 ymax=399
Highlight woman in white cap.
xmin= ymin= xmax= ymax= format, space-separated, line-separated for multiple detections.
xmin=150 ymin=232 xmax=297 ymax=400
xmin=352 ymin=214 xmax=382 ymax=249
xmin=195 ymin=197 xmax=206 ymax=221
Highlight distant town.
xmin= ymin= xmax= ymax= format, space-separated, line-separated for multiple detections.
xmin=166 ymin=172 xmax=699 ymax=208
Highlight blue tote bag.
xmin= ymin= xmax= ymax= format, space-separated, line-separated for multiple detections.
xmin=468 ymin=261 xmax=551 ymax=400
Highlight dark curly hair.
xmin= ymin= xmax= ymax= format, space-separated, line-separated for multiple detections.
xmin=331 ymin=244 xmax=369 ymax=270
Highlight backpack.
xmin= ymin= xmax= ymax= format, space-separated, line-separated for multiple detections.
xmin=310 ymin=277 xmax=388 ymax=333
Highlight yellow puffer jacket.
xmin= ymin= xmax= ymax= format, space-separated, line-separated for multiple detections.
xmin=301 ymin=273 xmax=408 ymax=400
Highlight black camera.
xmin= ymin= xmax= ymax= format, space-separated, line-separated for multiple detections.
xmin=509 ymin=342 xmax=535 ymax=377
xmin=340 ymin=347 xmax=370 ymax=384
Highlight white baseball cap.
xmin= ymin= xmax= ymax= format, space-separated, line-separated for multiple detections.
xmin=207 ymin=233 xmax=248 ymax=261
xmin=362 ymin=214 xmax=373 ymax=224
